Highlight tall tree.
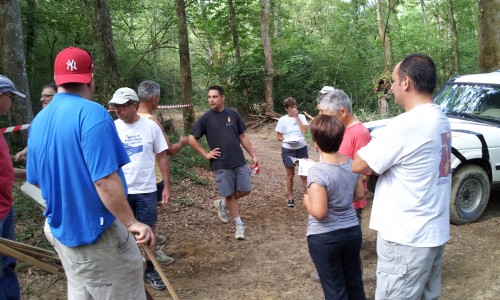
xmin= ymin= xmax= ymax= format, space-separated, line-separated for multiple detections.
xmin=176 ymin=0 xmax=194 ymax=132
xmin=261 ymin=0 xmax=274 ymax=113
xmin=92 ymin=0 xmax=120 ymax=102
xmin=228 ymin=0 xmax=250 ymax=106
xmin=448 ymin=0 xmax=460 ymax=74
xmin=376 ymin=0 xmax=392 ymax=118
xmin=0 ymin=0 xmax=33 ymax=129
xmin=478 ymin=0 xmax=500 ymax=72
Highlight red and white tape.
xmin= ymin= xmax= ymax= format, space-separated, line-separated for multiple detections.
xmin=0 ymin=124 xmax=30 ymax=134
xmin=157 ymin=104 xmax=193 ymax=109
xmin=2 ymin=104 xmax=193 ymax=133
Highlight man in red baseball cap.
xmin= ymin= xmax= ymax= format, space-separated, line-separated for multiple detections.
xmin=27 ymin=47 xmax=155 ymax=299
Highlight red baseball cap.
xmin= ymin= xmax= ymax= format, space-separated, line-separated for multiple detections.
xmin=54 ymin=47 xmax=94 ymax=85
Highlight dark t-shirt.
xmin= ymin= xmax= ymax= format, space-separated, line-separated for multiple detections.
xmin=191 ymin=108 xmax=246 ymax=170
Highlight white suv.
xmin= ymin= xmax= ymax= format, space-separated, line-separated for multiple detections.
xmin=365 ymin=70 xmax=500 ymax=224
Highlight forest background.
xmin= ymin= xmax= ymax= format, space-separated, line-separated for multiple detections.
xmin=0 ymin=0 xmax=499 ymax=148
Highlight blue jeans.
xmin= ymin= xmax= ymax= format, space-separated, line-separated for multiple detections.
xmin=308 ymin=226 xmax=365 ymax=300
xmin=127 ymin=192 xmax=158 ymax=226
xmin=0 ymin=208 xmax=20 ymax=300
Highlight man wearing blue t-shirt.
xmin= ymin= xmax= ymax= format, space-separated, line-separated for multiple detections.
xmin=27 ymin=47 xmax=155 ymax=299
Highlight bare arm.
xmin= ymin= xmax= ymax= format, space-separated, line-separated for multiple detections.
xmin=149 ymin=116 xmax=188 ymax=156
xmin=239 ymin=133 xmax=258 ymax=164
xmin=14 ymin=168 xmax=26 ymax=180
xmin=353 ymin=177 xmax=365 ymax=202
xmin=156 ymin=151 xmax=171 ymax=208
xmin=352 ymin=152 xmax=374 ymax=175
xmin=14 ymin=147 xmax=28 ymax=162
xmin=303 ymin=183 xmax=328 ymax=220
xmin=187 ymin=134 xmax=221 ymax=160
xmin=293 ymin=108 xmax=307 ymax=134
xmin=277 ymin=132 xmax=284 ymax=142
xmin=94 ymin=172 xmax=155 ymax=247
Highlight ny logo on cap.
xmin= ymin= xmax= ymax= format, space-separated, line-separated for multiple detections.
xmin=67 ymin=59 xmax=77 ymax=71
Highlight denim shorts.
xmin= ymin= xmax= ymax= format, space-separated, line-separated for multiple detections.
xmin=281 ymin=146 xmax=308 ymax=168
xmin=214 ymin=165 xmax=252 ymax=197
xmin=127 ymin=192 xmax=158 ymax=226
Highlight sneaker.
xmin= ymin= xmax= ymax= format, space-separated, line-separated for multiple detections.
xmin=156 ymin=234 xmax=167 ymax=245
xmin=144 ymin=270 xmax=166 ymax=290
xmin=311 ymin=271 xmax=320 ymax=282
xmin=235 ymin=224 xmax=246 ymax=240
xmin=287 ymin=199 xmax=295 ymax=208
xmin=214 ymin=199 xmax=229 ymax=223
xmin=155 ymin=246 xmax=175 ymax=265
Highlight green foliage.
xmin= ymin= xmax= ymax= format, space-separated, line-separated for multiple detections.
xmin=168 ymin=134 xmax=209 ymax=185
xmin=14 ymin=0 xmax=481 ymax=124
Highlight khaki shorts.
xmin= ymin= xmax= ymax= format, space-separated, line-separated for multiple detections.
xmin=375 ymin=233 xmax=445 ymax=300
xmin=44 ymin=220 xmax=146 ymax=300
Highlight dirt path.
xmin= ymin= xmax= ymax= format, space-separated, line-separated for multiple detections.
xmin=17 ymin=123 xmax=500 ymax=299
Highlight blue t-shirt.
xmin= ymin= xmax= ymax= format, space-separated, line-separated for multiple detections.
xmin=190 ymin=108 xmax=247 ymax=170
xmin=27 ymin=93 xmax=130 ymax=247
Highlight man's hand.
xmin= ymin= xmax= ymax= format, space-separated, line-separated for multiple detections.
xmin=292 ymin=107 xmax=299 ymax=118
xmin=128 ymin=221 xmax=156 ymax=248
xmin=161 ymin=187 xmax=171 ymax=208
xmin=206 ymin=148 xmax=221 ymax=160
xmin=14 ymin=147 xmax=27 ymax=162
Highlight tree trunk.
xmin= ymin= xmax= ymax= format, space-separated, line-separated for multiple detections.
xmin=419 ymin=0 xmax=431 ymax=55
xmin=376 ymin=0 xmax=391 ymax=71
xmin=273 ymin=0 xmax=281 ymax=38
xmin=376 ymin=0 xmax=391 ymax=118
xmin=176 ymin=0 xmax=195 ymax=133
xmin=261 ymin=0 xmax=274 ymax=113
xmin=478 ymin=0 xmax=500 ymax=72
xmin=228 ymin=0 xmax=250 ymax=107
xmin=448 ymin=0 xmax=460 ymax=74
xmin=0 ymin=0 xmax=33 ymax=132
xmin=92 ymin=0 xmax=120 ymax=102
xmin=26 ymin=0 xmax=36 ymax=94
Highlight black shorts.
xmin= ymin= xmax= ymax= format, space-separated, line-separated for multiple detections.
xmin=281 ymin=146 xmax=308 ymax=168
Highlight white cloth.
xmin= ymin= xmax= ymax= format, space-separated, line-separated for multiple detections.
xmin=275 ymin=114 xmax=308 ymax=149
xmin=114 ymin=116 xmax=168 ymax=194
xmin=357 ymin=103 xmax=451 ymax=247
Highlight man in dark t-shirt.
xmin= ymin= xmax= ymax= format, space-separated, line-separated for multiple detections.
xmin=188 ymin=85 xmax=259 ymax=240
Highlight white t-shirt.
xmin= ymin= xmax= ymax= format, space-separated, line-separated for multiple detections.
xmin=357 ymin=103 xmax=451 ymax=247
xmin=275 ymin=114 xmax=308 ymax=149
xmin=115 ymin=116 xmax=168 ymax=194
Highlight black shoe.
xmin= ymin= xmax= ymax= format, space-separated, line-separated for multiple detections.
xmin=144 ymin=270 xmax=166 ymax=290
xmin=287 ymin=199 xmax=295 ymax=208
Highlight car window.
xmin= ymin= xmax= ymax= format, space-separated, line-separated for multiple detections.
xmin=435 ymin=83 xmax=500 ymax=123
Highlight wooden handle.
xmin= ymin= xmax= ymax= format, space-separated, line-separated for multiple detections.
xmin=143 ymin=245 xmax=180 ymax=300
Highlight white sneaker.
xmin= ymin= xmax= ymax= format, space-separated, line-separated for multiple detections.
xmin=155 ymin=246 xmax=175 ymax=265
xmin=213 ymin=199 xmax=229 ymax=223
xmin=235 ymin=224 xmax=246 ymax=240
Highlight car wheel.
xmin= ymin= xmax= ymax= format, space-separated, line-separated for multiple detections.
xmin=450 ymin=165 xmax=490 ymax=225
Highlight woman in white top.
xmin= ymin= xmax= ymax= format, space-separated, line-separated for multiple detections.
xmin=275 ymin=97 xmax=309 ymax=208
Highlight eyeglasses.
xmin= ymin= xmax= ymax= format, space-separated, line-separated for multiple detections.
xmin=41 ymin=94 xmax=54 ymax=99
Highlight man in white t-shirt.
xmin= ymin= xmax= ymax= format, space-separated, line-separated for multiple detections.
xmin=352 ymin=54 xmax=451 ymax=299
xmin=275 ymin=97 xmax=309 ymax=208
xmin=109 ymin=87 xmax=170 ymax=290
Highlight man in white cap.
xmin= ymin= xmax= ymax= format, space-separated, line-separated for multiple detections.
xmin=27 ymin=47 xmax=154 ymax=299
xmin=0 ymin=74 xmax=26 ymax=300
xmin=109 ymin=87 xmax=171 ymax=290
